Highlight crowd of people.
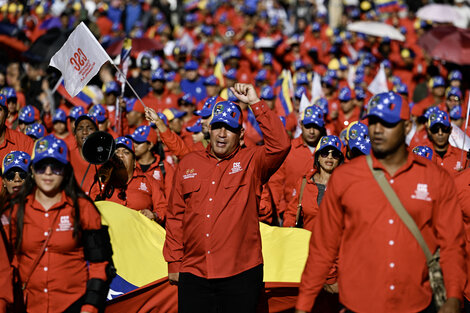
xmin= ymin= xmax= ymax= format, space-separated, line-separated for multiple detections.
xmin=0 ymin=0 xmax=470 ymax=312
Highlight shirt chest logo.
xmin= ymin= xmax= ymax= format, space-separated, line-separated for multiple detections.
xmin=411 ymin=183 xmax=431 ymax=202
xmin=183 ymin=168 xmax=198 ymax=179
xmin=57 ymin=215 xmax=73 ymax=232
xmin=454 ymin=161 xmax=462 ymax=171
xmin=229 ymin=162 xmax=243 ymax=175
xmin=1 ymin=214 xmax=9 ymax=226
xmin=139 ymin=182 xmax=149 ymax=192
xmin=153 ymin=170 xmax=161 ymax=181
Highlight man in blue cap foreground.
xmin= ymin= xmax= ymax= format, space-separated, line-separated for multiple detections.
xmin=163 ymin=83 xmax=290 ymax=313
xmin=296 ymin=91 xmax=465 ymax=313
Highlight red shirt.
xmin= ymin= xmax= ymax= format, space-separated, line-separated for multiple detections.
xmin=283 ymin=170 xmax=320 ymax=230
xmin=335 ymin=106 xmax=361 ymax=136
xmin=0 ymin=128 xmax=34 ymax=185
xmin=296 ymin=153 xmax=466 ymax=312
xmin=269 ymin=136 xmax=315 ymax=216
xmin=5 ymin=192 xmax=108 ymax=313
xmin=163 ymin=101 xmax=290 ymax=278
xmin=139 ymin=155 xmax=175 ymax=200
xmin=68 ymin=144 xmax=97 ymax=196
xmin=90 ymin=168 xmax=167 ymax=225
xmin=142 ymin=91 xmax=178 ymax=112
xmin=432 ymin=144 xmax=468 ymax=176
xmin=455 ymin=169 xmax=470 ymax=301
xmin=0 ymin=223 xmax=13 ymax=311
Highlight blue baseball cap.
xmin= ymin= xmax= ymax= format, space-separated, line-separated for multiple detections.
xmin=184 ymin=60 xmax=199 ymax=71
xmin=338 ymin=87 xmax=352 ymax=101
xmin=129 ymin=125 xmax=158 ymax=144
xmin=52 ymin=109 xmax=67 ymax=123
xmin=313 ymin=97 xmax=329 ymax=115
xmin=157 ymin=112 xmax=168 ymax=126
xmin=179 ymin=93 xmax=197 ymax=106
xmin=295 ymin=86 xmax=307 ymax=99
xmin=381 ymin=59 xmax=391 ymax=68
xmin=315 ymin=135 xmax=342 ymax=155
xmin=165 ymin=71 xmax=176 ymax=82
xmin=263 ymin=52 xmax=273 ymax=65
xmin=225 ymin=68 xmax=237 ymax=80
xmin=446 ymin=86 xmax=462 ymax=100
xmin=195 ymin=96 xmax=222 ymax=118
xmin=152 ymin=68 xmax=166 ymax=81
xmin=32 ymin=135 xmax=68 ymax=165
xmin=19 ymin=105 xmax=37 ymax=124
xmin=204 ymin=75 xmax=219 ymax=86
xmin=346 ymin=121 xmax=370 ymax=155
xmin=354 ymin=87 xmax=366 ymax=100
xmin=296 ymin=72 xmax=309 ymax=85
xmin=115 ymin=136 xmax=134 ymax=153
xmin=448 ymin=70 xmax=462 ymax=82
xmin=394 ymin=83 xmax=408 ymax=95
xmin=294 ymin=59 xmax=306 ymax=71
xmin=74 ymin=113 xmax=98 ymax=129
xmin=0 ymin=94 xmax=6 ymax=108
xmin=2 ymin=151 xmax=31 ymax=175
xmin=88 ymin=104 xmax=108 ymax=123
xmin=186 ymin=118 xmax=203 ymax=133
xmin=365 ymin=91 xmax=410 ymax=124
xmin=105 ymin=81 xmax=120 ymax=95
xmin=322 ymin=75 xmax=335 ymax=87
xmin=256 ymin=69 xmax=268 ymax=82
xmin=163 ymin=108 xmax=186 ymax=121
xmin=311 ymin=22 xmax=320 ymax=32
xmin=69 ymin=106 xmax=85 ymax=120
xmin=428 ymin=110 xmax=450 ymax=128
xmin=301 ymin=105 xmax=324 ymax=128
xmin=423 ymin=106 xmax=440 ymax=119
xmin=25 ymin=123 xmax=45 ymax=139
xmin=260 ymin=86 xmax=275 ymax=100
xmin=1 ymin=87 xmax=17 ymax=101
xmin=229 ymin=47 xmax=241 ymax=59
xmin=354 ymin=73 xmax=364 ymax=85
xmin=210 ymin=101 xmax=243 ymax=129
xmin=412 ymin=145 xmax=433 ymax=160
xmin=201 ymin=25 xmax=214 ymax=36
xmin=429 ymin=76 xmax=445 ymax=88
xmin=449 ymin=105 xmax=462 ymax=120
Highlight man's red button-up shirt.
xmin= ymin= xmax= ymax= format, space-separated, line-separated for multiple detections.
xmin=432 ymin=144 xmax=468 ymax=176
xmin=163 ymin=101 xmax=290 ymax=279
xmin=296 ymin=153 xmax=466 ymax=313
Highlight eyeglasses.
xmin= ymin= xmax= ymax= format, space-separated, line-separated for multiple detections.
xmin=319 ymin=149 xmax=342 ymax=160
xmin=429 ymin=125 xmax=451 ymax=134
xmin=4 ymin=170 xmax=27 ymax=182
xmin=33 ymin=162 xmax=65 ymax=175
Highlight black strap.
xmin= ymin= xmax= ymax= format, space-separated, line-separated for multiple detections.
xmin=81 ymin=163 xmax=92 ymax=188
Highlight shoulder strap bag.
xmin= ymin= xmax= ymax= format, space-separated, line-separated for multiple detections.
xmin=295 ymin=177 xmax=308 ymax=228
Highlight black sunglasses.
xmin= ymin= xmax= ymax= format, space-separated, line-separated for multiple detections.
xmin=429 ymin=125 xmax=451 ymax=134
xmin=4 ymin=170 xmax=27 ymax=182
xmin=319 ymin=149 xmax=342 ymax=160
xmin=33 ymin=161 xmax=65 ymax=175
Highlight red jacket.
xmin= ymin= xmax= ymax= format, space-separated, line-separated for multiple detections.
xmin=296 ymin=153 xmax=466 ymax=312
xmin=0 ymin=222 xmax=12 ymax=312
xmin=455 ymin=169 xmax=470 ymax=302
xmin=163 ymin=101 xmax=290 ymax=278
xmin=6 ymin=192 xmax=108 ymax=313
xmin=139 ymin=154 xmax=175 ymax=200
xmin=432 ymin=144 xmax=468 ymax=176
xmin=68 ymin=144 xmax=98 ymax=196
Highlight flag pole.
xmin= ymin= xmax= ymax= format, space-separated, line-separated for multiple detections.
xmin=459 ymin=92 xmax=470 ymax=168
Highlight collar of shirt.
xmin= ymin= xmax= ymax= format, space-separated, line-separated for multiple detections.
xmin=370 ymin=149 xmax=427 ymax=179
xmin=292 ymin=136 xmax=309 ymax=149
xmin=28 ymin=189 xmax=68 ymax=212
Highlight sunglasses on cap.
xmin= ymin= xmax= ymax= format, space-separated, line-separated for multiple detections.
xmin=33 ymin=161 xmax=65 ymax=176
xmin=4 ymin=170 xmax=27 ymax=182
xmin=319 ymin=149 xmax=342 ymax=160
xmin=429 ymin=125 xmax=451 ymax=134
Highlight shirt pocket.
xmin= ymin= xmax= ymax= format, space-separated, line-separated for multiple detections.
xmin=181 ymin=179 xmax=201 ymax=204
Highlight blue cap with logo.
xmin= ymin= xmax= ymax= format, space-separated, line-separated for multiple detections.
xmin=446 ymin=86 xmax=462 ymax=100
xmin=225 ymin=68 xmax=237 ymax=80
xmin=19 ymin=105 xmax=37 ymax=124
xmin=429 ymin=76 xmax=445 ymax=88
xmin=152 ymin=68 xmax=166 ymax=81
xmin=129 ymin=125 xmax=158 ymax=144
xmin=412 ymin=145 xmax=433 ymax=160
xmin=2 ymin=151 xmax=31 ymax=175
xmin=210 ymin=101 xmax=243 ymax=129
xmin=394 ymin=83 xmax=408 ymax=95
xmin=311 ymin=22 xmax=320 ymax=32
xmin=313 ymin=97 xmax=329 ymax=115
xmin=294 ymin=59 xmax=306 ymax=70
xmin=69 ymin=106 xmax=85 ymax=120
xmin=346 ymin=121 xmax=370 ymax=155
xmin=89 ymin=104 xmax=107 ymax=123
xmin=74 ymin=113 xmax=98 ymax=129
xmin=32 ymin=135 xmax=68 ymax=165
xmin=204 ymin=75 xmax=219 ymax=86
xmin=315 ymin=135 xmax=342 ymax=154
xmin=354 ymin=87 xmax=366 ymax=100
xmin=105 ymin=81 xmax=120 ymax=95
xmin=186 ymin=118 xmax=203 ymax=133
xmin=184 ymin=60 xmax=199 ymax=71
xmin=263 ymin=52 xmax=273 ymax=65
xmin=165 ymin=71 xmax=176 ymax=82
xmin=156 ymin=112 xmax=168 ymax=126
xmin=450 ymin=105 xmax=462 ymax=120
xmin=25 ymin=123 xmax=45 ymax=139
xmin=295 ymin=86 xmax=307 ymax=99
xmin=338 ymin=87 xmax=352 ymax=101
xmin=195 ymin=96 xmax=221 ymax=118
xmin=179 ymin=93 xmax=197 ymax=106
xmin=296 ymin=72 xmax=309 ymax=85
xmin=1 ymin=87 xmax=17 ymax=101
xmin=301 ymin=105 xmax=324 ymax=128
xmin=448 ymin=70 xmax=462 ymax=82
xmin=423 ymin=106 xmax=440 ymax=119
xmin=52 ymin=109 xmax=67 ymax=123
xmin=428 ymin=110 xmax=450 ymax=128
xmin=115 ymin=136 xmax=134 ymax=153
xmin=229 ymin=47 xmax=241 ymax=59
xmin=260 ymin=86 xmax=275 ymax=100
xmin=163 ymin=108 xmax=186 ymax=121
xmin=255 ymin=69 xmax=268 ymax=82
xmin=365 ymin=91 xmax=410 ymax=124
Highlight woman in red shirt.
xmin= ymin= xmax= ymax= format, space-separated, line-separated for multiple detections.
xmin=6 ymin=135 xmax=113 ymax=313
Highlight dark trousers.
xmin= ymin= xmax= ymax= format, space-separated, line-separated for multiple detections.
xmin=344 ymin=299 xmax=436 ymax=313
xmin=465 ymin=297 xmax=470 ymax=313
xmin=178 ymin=264 xmax=264 ymax=313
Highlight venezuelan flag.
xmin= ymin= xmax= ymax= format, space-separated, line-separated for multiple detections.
xmin=56 ymin=82 xmax=91 ymax=109
xmin=96 ymin=201 xmax=312 ymax=312
xmin=278 ymin=70 xmax=294 ymax=116
xmin=120 ymin=38 xmax=132 ymax=65
xmin=213 ymin=57 xmax=226 ymax=87
xmin=375 ymin=0 xmax=399 ymax=13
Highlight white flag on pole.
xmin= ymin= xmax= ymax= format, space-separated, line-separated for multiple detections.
xmin=367 ymin=63 xmax=388 ymax=95
xmin=49 ymin=22 xmax=112 ymax=97
xmin=310 ymin=72 xmax=324 ymax=105
xmin=294 ymin=93 xmax=311 ymax=138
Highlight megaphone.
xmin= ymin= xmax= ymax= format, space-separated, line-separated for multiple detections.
xmin=82 ymin=131 xmax=116 ymax=165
